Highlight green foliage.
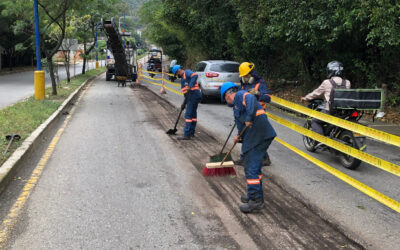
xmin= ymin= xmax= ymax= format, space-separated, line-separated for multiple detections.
xmin=139 ymin=0 xmax=400 ymax=102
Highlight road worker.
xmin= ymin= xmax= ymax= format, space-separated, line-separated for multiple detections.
xmin=221 ymin=82 xmax=277 ymax=213
xmin=172 ymin=65 xmax=202 ymax=140
xmin=301 ymin=61 xmax=351 ymax=136
xmin=238 ymin=62 xmax=272 ymax=166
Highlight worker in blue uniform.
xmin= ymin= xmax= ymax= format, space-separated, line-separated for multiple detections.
xmin=172 ymin=65 xmax=202 ymax=140
xmin=237 ymin=62 xmax=272 ymax=166
xmin=221 ymin=82 xmax=277 ymax=213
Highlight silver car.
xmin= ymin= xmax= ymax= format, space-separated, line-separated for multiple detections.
xmin=194 ymin=60 xmax=240 ymax=102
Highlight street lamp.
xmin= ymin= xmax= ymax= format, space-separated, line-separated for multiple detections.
xmin=33 ymin=0 xmax=45 ymax=100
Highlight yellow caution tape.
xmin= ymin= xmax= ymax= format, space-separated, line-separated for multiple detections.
xmin=270 ymin=96 xmax=400 ymax=148
xmin=274 ymin=137 xmax=400 ymax=214
xmin=164 ymin=79 xmax=180 ymax=87
xmin=138 ymin=73 xmax=163 ymax=81
xmin=267 ymin=112 xmax=400 ymax=177
xmin=142 ymin=69 xmax=162 ymax=75
xmin=141 ymin=78 xmax=183 ymax=96
xmin=165 ymin=72 xmax=175 ymax=77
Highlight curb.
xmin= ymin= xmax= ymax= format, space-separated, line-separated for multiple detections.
xmin=0 ymin=72 xmax=104 ymax=194
xmin=0 ymin=68 xmax=35 ymax=76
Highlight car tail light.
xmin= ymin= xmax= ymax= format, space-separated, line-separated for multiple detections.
xmin=351 ymin=111 xmax=358 ymax=117
xmin=205 ymin=72 xmax=219 ymax=78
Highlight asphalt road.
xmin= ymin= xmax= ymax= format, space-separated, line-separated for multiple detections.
xmin=0 ymin=75 xmax=363 ymax=249
xmin=0 ymin=60 xmax=105 ymax=110
xmin=139 ymin=63 xmax=400 ymax=250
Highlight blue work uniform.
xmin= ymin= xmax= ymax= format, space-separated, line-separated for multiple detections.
xmin=233 ymin=90 xmax=276 ymax=200
xmin=181 ymin=69 xmax=202 ymax=137
xmin=240 ymin=70 xmax=271 ymax=109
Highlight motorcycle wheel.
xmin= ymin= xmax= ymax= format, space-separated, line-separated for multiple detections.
xmin=338 ymin=130 xmax=361 ymax=170
xmin=303 ymin=120 xmax=317 ymax=152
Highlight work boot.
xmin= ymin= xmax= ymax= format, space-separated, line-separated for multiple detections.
xmin=177 ymin=136 xmax=191 ymax=140
xmin=240 ymin=198 xmax=264 ymax=213
xmin=262 ymin=155 xmax=271 ymax=166
xmin=241 ymin=195 xmax=249 ymax=203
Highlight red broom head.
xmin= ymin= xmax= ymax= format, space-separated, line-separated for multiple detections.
xmin=202 ymin=166 xmax=236 ymax=177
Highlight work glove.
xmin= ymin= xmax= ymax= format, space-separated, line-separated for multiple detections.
xmin=248 ymin=88 xmax=260 ymax=97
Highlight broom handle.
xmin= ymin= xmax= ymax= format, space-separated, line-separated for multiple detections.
xmin=220 ymin=126 xmax=247 ymax=166
xmin=219 ymin=123 xmax=236 ymax=155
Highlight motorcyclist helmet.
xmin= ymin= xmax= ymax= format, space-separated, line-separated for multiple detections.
xmin=326 ymin=61 xmax=343 ymax=78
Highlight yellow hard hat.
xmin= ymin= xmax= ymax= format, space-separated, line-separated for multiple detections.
xmin=239 ymin=62 xmax=254 ymax=77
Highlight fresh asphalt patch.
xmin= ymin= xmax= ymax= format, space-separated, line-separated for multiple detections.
xmin=133 ymin=85 xmax=364 ymax=250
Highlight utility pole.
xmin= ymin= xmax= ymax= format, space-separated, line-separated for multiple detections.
xmin=34 ymin=0 xmax=45 ymax=100
xmin=95 ymin=26 xmax=99 ymax=69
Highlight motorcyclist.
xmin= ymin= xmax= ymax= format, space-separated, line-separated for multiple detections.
xmin=301 ymin=61 xmax=351 ymax=135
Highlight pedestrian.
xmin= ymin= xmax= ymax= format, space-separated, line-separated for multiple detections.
xmin=172 ymin=65 xmax=202 ymax=140
xmin=220 ymin=82 xmax=277 ymax=213
xmin=237 ymin=62 xmax=272 ymax=166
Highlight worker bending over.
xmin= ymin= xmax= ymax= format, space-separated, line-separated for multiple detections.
xmin=221 ymin=82 xmax=276 ymax=213
xmin=172 ymin=65 xmax=202 ymax=140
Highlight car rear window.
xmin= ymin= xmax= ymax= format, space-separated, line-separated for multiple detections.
xmin=209 ymin=63 xmax=239 ymax=73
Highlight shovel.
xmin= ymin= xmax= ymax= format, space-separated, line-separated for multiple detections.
xmin=166 ymin=107 xmax=184 ymax=135
xmin=209 ymin=123 xmax=236 ymax=162
xmin=3 ymin=134 xmax=21 ymax=155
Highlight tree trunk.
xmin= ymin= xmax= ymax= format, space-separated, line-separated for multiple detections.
xmin=64 ymin=51 xmax=70 ymax=83
xmin=82 ymin=44 xmax=87 ymax=75
xmin=47 ymin=55 xmax=57 ymax=95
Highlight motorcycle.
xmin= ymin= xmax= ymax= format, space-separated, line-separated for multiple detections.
xmin=302 ymin=99 xmax=366 ymax=170
xmin=147 ymin=63 xmax=155 ymax=78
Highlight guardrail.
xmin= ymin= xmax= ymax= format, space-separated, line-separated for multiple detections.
xmin=137 ymin=70 xmax=400 ymax=214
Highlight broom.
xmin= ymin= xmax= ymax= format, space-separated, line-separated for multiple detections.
xmin=203 ymin=126 xmax=247 ymax=177
xmin=209 ymin=124 xmax=236 ymax=163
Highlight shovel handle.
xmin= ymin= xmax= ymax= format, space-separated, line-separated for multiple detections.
xmin=220 ymin=126 xmax=247 ymax=166
xmin=219 ymin=123 xmax=236 ymax=155
xmin=3 ymin=137 xmax=14 ymax=155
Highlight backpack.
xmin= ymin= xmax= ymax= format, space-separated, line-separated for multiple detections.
xmin=328 ymin=78 xmax=347 ymax=113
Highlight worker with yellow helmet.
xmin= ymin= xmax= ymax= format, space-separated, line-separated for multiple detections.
xmin=237 ymin=62 xmax=272 ymax=166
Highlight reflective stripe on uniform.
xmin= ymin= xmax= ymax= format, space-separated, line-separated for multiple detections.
xmin=191 ymin=73 xmax=198 ymax=77
xmin=190 ymin=83 xmax=200 ymax=91
xmin=181 ymin=86 xmax=188 ymax=94
xmin=243 ymin=92 xmax=250 ymax=106
xmin=185 ymin=119 xmax=193 ymax=122
xmin=247 ymin=179 xmax=260 ymax=185
xmin=258 ymin=175 xmax=262 ymax=180
xmin=255 ymin=82 xmax=260 ymax=90
xmin=192 ymin=118 xmax=198 ymax=122
xmin=256 ymin=109 xmax=265 ymax=116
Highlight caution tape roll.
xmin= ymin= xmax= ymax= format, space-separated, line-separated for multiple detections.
xmin=274 ymin=137 xmax=400 ymax=214
xmin=267 ymin=112 xmax=400 ymax=177
xmin=270 ymin=96 xmax=400 ymax=148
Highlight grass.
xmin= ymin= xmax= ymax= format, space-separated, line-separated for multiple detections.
xmin=0 ymin=67 xmax=105 ymax=166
